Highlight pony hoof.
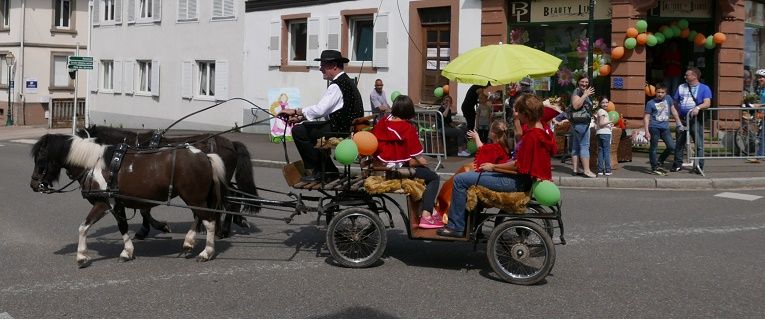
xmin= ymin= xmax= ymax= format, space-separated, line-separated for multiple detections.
xmin=134 ymin=228 xmax=149 ymax=240
xmin=160 ymin=225 xmax=172 ymax=233
xmin=216 ymin=231 xmax=231 ymax=239
xmin=119 ymin=252 xmax=135 ymax=262
xmin=77 ymin=257 xmax=91 ymax=268
xmin=234 ymin=217 xmax=250 ymax=229
xmin=196 ymin=253 xmax=213 ymax=262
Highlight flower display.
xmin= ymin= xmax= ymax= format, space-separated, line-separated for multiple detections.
xmin=509 ymin=28 xmax=529 ymax=45
xmin=556 ymin=67 xmax=574 ymax=87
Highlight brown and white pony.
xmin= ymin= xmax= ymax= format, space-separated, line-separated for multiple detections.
xmin=30 ymin=134 xmax=227 ymax=267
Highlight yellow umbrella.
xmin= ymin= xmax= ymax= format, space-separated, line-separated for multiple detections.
xmin=441 ymin=44 xmax=562 ymax=86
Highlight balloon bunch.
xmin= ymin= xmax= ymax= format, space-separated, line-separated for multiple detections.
xmin=334 ymin=131 xmax=380 ymax=165
xmin=433 ymin=84 xmax=450 ymax=98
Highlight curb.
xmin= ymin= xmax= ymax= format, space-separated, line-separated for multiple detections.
xmin=250 ymin=159 xmax=765 ymax=190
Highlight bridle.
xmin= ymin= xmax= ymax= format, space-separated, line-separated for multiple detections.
xmin=32 ymin=149 xmax=83 ymax=194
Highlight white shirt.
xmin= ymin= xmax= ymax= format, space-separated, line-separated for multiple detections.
xmin=302 ymin=72 xmax=345 ymax=121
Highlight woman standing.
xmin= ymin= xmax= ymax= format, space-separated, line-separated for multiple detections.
xmin=569 ymin=76 xmax=597 ymax=178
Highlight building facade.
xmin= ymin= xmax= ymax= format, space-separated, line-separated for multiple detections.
xmin=0 ymin=0 xmax=89 ymax=126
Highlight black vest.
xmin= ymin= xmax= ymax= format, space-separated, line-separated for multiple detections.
xmin=329 ymin=73 xmax=364 ymax=132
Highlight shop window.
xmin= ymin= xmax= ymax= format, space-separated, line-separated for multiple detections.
xmin=745 ymin=0 xmax=765 ymax=89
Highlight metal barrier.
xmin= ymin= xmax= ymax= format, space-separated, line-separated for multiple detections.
xmin=683 ymin=106 xmax=764 ymax=176
xmin=50 ymin=98 xmax=85 ymax=128
xmin=413 ymin=108 xmax=448 ymax=171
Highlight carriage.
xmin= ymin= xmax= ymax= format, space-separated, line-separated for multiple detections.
xmin=29 ymin=100 xmax=566 ymax=285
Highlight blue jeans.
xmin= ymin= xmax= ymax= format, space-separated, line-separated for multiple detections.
xmin=674 ymin=116 xmax=705 ymax=170
xmin=571 ymin=123 xmax=591 ymax=158
xmin=597 ymin=134 xmax=612 ymax=173
xmin=648 ymin=127 xmax=675 ymax=169
xmin=757 ymin=124 xmax=764 ymax=157
xmin=444 ymin=172 xmax=532 ymax=232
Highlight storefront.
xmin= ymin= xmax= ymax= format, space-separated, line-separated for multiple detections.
xmin=744 ymin=0 xmax=765 ymax=92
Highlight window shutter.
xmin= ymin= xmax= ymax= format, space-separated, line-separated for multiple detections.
xmin=326 ymin=16 xmax=340 ymax=51
xmin=124 ymin=60 xmax=134 ymax=94
xmin=177 ymin=0 xmax=187 ymax=20
xmin=127 ymin=0 xmax=135 ymax=23
xmin=223 ymin=0 xmax=233 ymax=18
xmin=90 ymin=60 xmax=99 ymax=92
xmin=113 ymin=60 xmax=122 ymax=93
xmin=92 ymin=0 xmax=100 ymax=26
xmin=181 ymin=60 xmax=192 ymax=99
xmin=214 ymin=60 xmax=229 ymax=100
xmin=268 ymin=20 xmax=281 ymax=67
xmin=307 ymin=17 xmax=321 ymax=67
xmin=152 ymin=0 xmax=162 ymax=22
xmin=213 ymin=0 xmax=222 ymax=17
xmin=115 ymin=0 xmax=122 ymax=23
xmin=373 ymin=12 xmax=389 ymax=68
xmin=150 ymin=59 xmax=160 ymax=96
xmin=188 ymin=0 xmax=196 ymax=19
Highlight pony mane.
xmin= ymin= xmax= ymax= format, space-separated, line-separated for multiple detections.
xmin=88 ymin=125 xmax=151 ymax=145
xmin=66 ymin=136 xmax=107 ymax=169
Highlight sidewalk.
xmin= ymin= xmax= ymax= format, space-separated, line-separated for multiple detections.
xmin=3 ymin=125 xmax=765 ymax=190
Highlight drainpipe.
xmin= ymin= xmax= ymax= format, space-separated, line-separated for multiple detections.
xmin=85 ymin=0 xmax=92 ymax=127
xmin=19 ymin=0 xmax=25 ymax=125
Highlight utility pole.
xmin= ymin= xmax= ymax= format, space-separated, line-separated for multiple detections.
xmin=5 ymin=52 xmax=14 ymax=126
xmin=73 ymin=44 xmax=79 ymax=135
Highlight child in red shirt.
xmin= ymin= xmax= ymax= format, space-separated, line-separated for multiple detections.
xmin=371 ymin=95 xmax=443 ymax=229
xmin=468 ymin=120 xmax=512 ymax=172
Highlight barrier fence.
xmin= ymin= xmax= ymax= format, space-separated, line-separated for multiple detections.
xmin=683 ymin=106 xmax=764 ymax=176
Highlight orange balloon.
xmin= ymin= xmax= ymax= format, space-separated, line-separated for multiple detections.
xmin=645 ymin=84 xmax=656 ymax=97
xmin=626 ymin=27 xmax=639 ymax=38
xmin=680 ymin=28 xmax=690 ymax=38
xmin=611 ymin=46 xmax=625 ymax=60
xmin=599 ymin=64 xmax=611 ymax=77
xmin=636 ymin=33 xmax=648 ymax=45
xmin=713 ymin=32 xmax=727 ymax=44
xmin=442 ymin=84 xmax=449 ymax=95
xmin=606 ymin=101 xmax=616 ymax=112
xmin=694 ymin=33 xmax=706 ymax=46
xmin=352 ymin=131 xmax=379 ymax=156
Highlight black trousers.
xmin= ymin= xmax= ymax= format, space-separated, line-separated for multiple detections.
xmin=291 ymin=121 xmax=340 ymax=173
xmin=413 ymin=167 xmax=440 ymax=214
xmin=462 ymin=103 xmax=476 ymax=131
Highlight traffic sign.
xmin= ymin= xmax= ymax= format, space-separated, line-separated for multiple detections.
xmin=67 ymin=56 xmax=93 ymax=70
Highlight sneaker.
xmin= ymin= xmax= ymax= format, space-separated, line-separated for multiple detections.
xmin=746 ymin=158 xmax=761 ymax=163
xmin=650 ymin=168 xmax=666 ymax=176
xmin=656 ymin=167 xmax=669 ymax=173
xmin=457 ymin=150 xmax=471 ymax=157
xmin=597 ymin=172 xmax=604 ymax=176
xmin=418 ymin=216 xmax=444 ymax=229
xmin=672 ymin=167 xmax=682 ymax=172
xmin=605 ymin=171 xmax=612 ymax=176
xmin=431 ymin=211 xmax=443 ymax=225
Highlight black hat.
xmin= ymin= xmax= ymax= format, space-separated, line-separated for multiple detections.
xmin=314 ymin=50 xmax=350 ymax=63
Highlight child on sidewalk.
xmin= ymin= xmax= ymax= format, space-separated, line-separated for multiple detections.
xmin=475 ymin=89 xmax=493 ymax=143
xmin=644 ymin=83 xmax=682 ymax=175
xmin=594 ymin=97 xmax=614 ymax=176
xmin=371 ymin=95 xmax=443 ymax=229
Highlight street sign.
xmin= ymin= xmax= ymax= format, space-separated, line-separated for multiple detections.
xmin=67 ymin=56 xmax=93 ymax=70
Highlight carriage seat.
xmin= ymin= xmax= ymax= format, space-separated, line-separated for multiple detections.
xmin=363 ymin=175 xmax=426 ymax=200
xmin=465 ymin=186 xmax=531 ymax=214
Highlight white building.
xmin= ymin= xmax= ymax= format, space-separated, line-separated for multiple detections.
xmin=0 ymin=0 xmax=89 ymax=127
xmin=89 ymin=0 xmax=248 ymax=131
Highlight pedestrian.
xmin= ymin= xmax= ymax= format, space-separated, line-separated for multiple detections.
xmin=438 ymin=95 xmax=470 ymax=157
xmin=370 ymin=95 xmax=442 ymax=229
xmin=278 ymin=50 xmax=364 ymax=182
xmin=644 ymin=83 xmax=681 ymax=174
xmin=461 ymin=84 xmax=486 ymax=132
xmin=672 ymin=67 xmax=712 ymax=174
xmin=662 ymin=40 xmax=683 ymax=95
xmin=475 ymin=88 xmax=493 ymax=143
xmin=369 ymin=79 xmax=390 ymax=115
xmin=747 ymin=68 xmax=765 ymax=163
xmin=594 ymin=97 xmax=614 ymax=176
xmin=568 ymin=75 xmax=597 ymax=178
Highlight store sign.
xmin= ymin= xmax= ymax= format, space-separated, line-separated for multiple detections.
xmin=509 ymin=0 xmax=611 ymax=23
xmin=658 ymin=0 xmax=712 ymax=18
xmin=745 ymin=0 xmax=765 ymax=27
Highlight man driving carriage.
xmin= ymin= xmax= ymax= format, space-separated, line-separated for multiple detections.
xmin=278 ymin=50 xmax=364 ymax=182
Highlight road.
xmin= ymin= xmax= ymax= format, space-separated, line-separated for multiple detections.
xmin=1 ymin=139 xmax=764 ymax=318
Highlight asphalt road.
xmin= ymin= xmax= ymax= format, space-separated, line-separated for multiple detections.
xmin=1 ymin=140 xmax=764 ymax=318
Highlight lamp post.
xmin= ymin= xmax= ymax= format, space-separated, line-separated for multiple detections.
xmin=5 ymin=52 xmax=14 ymax=126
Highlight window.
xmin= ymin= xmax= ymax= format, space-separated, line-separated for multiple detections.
xmin=54 ymin=0 xmax=71 ymax=29
xmin=288 ymin=19 xmax=307 ymax=62
xmin=348 ymin=16 xmax=374 ymax=62
xmin=212 ymin=0 xmax=234 ymax=19
xmin=51 ymin=54 xmax=72 ymax=89
xmin=102 ymin=0 xmax=115 ymax=22
xmin=137 ymin=60 xmax=152 ymax=93
xmin=102 ymin=60 xmax=114 ymax=90
xmin=139 ymin=0 xmax=154 ymax=19
xmin=1 ymin=0 xmax=9 ymax=29
xmin=0 ymin=54 xmax=9 ymax=86
xmin=177 ymin=0 xmax=197 ymax=21
xmin=197 ymin=61 xmax=215 ymax=96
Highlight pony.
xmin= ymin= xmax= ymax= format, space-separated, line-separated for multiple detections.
xmin=76 ymin=125 xmax=259 ymax=239
xmin=30 ymin=134 xmax=227 ymax=267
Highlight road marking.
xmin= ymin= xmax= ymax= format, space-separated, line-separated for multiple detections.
xmin=0 ymin=312 xmax=13 ymax=318
xmin=714 ymin=192 xmax=762 ymax=201
xmin=0 ymin=143 xmax=5 ymax=147
xmin=9 ymin=139 xmax=38 ymax=145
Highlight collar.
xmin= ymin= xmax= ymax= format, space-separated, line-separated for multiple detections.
xmin=332 ymin=72 xmax=345 ymax=81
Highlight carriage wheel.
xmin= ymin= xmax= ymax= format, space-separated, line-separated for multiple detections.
xmin=487 ymin=220 xmax=555 ymax=285
xmin=326 ymin=208 xmax=387 ymax=268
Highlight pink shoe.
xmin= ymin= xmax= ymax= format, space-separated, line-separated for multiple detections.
xmin=418 ymin=216 xmax=444 ymax=229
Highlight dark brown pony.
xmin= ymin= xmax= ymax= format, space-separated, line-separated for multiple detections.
xmin=77 ymin=125 xmax=258 ymax=238
xmin=30 ymin=134 xmax=227 ymax=267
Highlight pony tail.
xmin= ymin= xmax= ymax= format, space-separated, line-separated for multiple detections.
xmin=490 ymin=119 xmax=512 ymax=155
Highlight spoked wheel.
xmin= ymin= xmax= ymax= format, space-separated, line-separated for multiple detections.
xmin=326 ymin=208 xmax=387 ymax=268
xmin=487 ymin=220 xmax=555 ymax=285
xmin=735 ymin=126 xmax=758 ymax=156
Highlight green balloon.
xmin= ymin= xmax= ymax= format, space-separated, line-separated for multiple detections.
xmin=647 ymin=34 xmax=658 ymax=46
xmin=662 ymin=28 xmax=674 ymax=38
xmin=636 ymin=20 xmax=648 ymax=33
xmin=608 ymin=111 xmax=620 ymax=124
xmin=688 ymin=30 xmax=697 ymax=42
xmin=655 ymin=32 xmax=666 ymax=44
xmin=624 ymin=37 xmax=637 ymax=49
xmin=334 ymin=139 xmax=359 ymax=165
xmin=390 ymin=91 xmax=401 ymax=102
xmin=466 ymin=139 xmax=477 ymax=154
xmin=433 ymin=87 xmax=444 ymax=98
xmin=533 ymin=180 xmax=561 ymax=206
xmin=671 ymin=26 xmax=682 ymax=37
xmin=677 ymin=19 xmax=689 ymax=29
xmin=704 ymin=35 xmax=716 ymax=49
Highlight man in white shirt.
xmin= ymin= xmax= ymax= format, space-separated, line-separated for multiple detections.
xmin=369 ymin=79 xmax=390 ymax=115
xmin=279 ymin=50 xmax=364 ymax=181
